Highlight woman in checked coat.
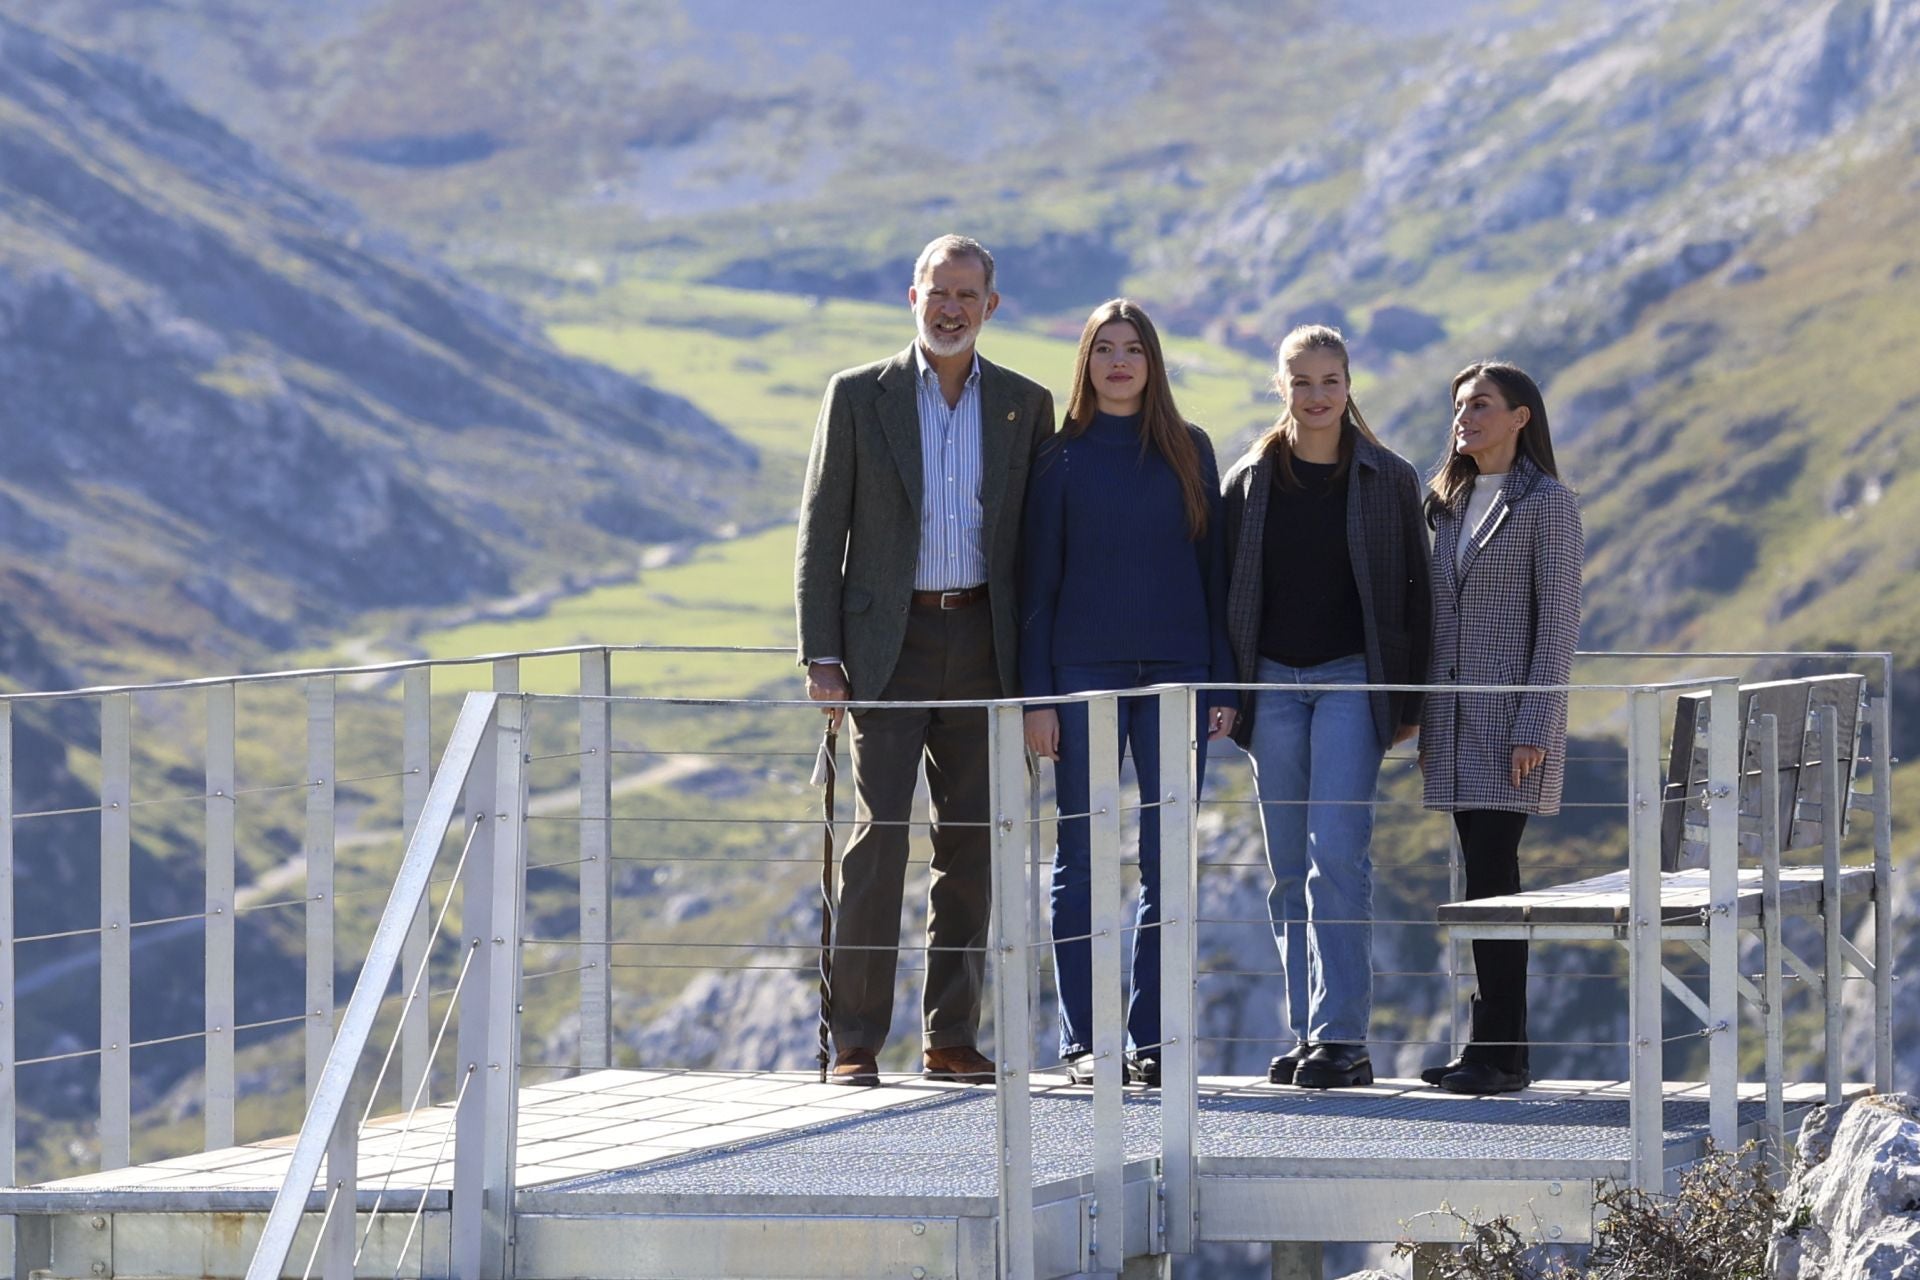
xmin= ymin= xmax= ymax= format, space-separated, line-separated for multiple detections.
xmin=1418 ymin=361 xmax=1583 ymax=1095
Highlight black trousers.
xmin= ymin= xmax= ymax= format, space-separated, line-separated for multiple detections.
xmin=1455 ymin=809 xmax=1530 ymax=1071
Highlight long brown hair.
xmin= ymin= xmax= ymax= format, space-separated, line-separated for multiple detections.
xmin=1062 ymin=298 xmax=1210 ymax=539
xmin=1425 ymin=361 xmax=1562 ymax=527
xmin=1250 ymin=325 xmax=1383 ymax=488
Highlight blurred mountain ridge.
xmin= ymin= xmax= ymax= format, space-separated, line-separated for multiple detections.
xmin=0 ymin=11 xmax=754 ymax=678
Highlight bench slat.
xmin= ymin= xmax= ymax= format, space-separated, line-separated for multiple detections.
xmin=1438 ymin=866 xmax=1875 ymax=927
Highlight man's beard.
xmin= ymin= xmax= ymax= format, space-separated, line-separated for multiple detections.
xmin=918 ymin=316 xmax=978 ymax=357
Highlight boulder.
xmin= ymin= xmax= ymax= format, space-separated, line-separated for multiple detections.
xmin=1769 ymin=1094 xmax=1920 ymax=1279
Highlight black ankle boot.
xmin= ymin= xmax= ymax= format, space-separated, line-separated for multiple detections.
xmin=1293 ymin=1043 xmax=1374 ymax=1090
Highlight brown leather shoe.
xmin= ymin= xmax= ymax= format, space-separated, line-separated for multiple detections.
xmin=830 ymin=1047 xmax=880 ymax=1087
xmin=924 ymin=1045 xmax=996 ymax=1084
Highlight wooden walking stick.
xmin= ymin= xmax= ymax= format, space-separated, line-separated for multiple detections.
xmin=811 ymin=722 xmax=839 ymax=1083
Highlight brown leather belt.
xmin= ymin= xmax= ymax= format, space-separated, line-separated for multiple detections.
xmin=910 ymin=585 xmax=988 ymax=610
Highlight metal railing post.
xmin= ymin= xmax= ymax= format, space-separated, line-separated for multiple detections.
xmin=206 ymin=685 xmax=237 ymax=1151
xmin=479 ymin=694 xmax=530 ymax=1278
xmin=451 ymin=703 xmax=500 ymax=1280
xmin=306 ymin=677 xmax=337 ymax=1102
xmin=1705 ymin=679 xmax=1739 ymax=1151
xmin=401 ymin=668 xmax=433 ymax=1105
xmin=1758 ymin=715 xmax=1785 ymax=1168
xmin=1447 ymin=822 xmax=1465 ymax=1063
xmin=1087 ymin=694 xmax=1123 ymax=1276
xmin=1818 ymin=705 xmax=1843 ymax=1107
xmin=988 ymin=703 xmax=1035 ymax=1280
xmin=1157 ymin=686 xmax=1197 ymax=1256
xmin=579 ymin=651 xmax=614 ymax=1069
xmin=1870 ymin=663 xmax=1894 ymax=1094
xmin=100 ymin=692 xmax=132 ymax=1171
xmin=320 ymin=1080 xmax=357 ymax=1280
xmin=1 ymin=703 xmax=15 ymax=1264
xmin=1028 ymin=753 xmax=1047 ymax=1052
xmin=1626 ymin=688 xmax=1664 ymax=1190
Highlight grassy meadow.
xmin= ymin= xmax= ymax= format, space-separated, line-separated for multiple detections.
xmin=384 ymin=279 xmax=1284 ymax=700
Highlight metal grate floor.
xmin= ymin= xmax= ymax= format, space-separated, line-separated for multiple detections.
xmin=6 ymin=1071 xmax=1845 ymax=1214
xmin=536 ymin=1076 xmax=1808 ymax=1203
xmin=1193 ymin=1080 xmax=1743 ymax=1162
xmin=542 ymin=1085 xmax=1162 ymax=1200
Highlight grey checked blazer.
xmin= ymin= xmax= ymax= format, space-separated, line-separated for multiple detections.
xmin=794 ymin=346 xmax=1056 ymax=701
xmin=1419 ymin=454 xmax=1584 ymax=815
xmin=1222 ymin=434 xmax=1433 ymax=749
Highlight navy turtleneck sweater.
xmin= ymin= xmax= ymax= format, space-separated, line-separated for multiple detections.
xmin=1018 ymin=411 xmax=1236 ymax=702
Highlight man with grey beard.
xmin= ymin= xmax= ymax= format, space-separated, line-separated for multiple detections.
xmin=795 ymin=234 xmax=1056 ymax=1085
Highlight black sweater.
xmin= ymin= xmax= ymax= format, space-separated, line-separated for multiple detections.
xmin=1258 ymin=458 xmax=1366 ymax=666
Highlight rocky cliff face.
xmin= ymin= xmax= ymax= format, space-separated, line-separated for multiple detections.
xmin=1770 ymin=1094 xmax=1920 ymax=1279
xmin=0 ymin=13 xmax=753 ymax=667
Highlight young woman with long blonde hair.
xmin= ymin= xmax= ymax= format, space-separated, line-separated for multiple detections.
xmin=1222 ymin=325 xmax=1431 ymax=1090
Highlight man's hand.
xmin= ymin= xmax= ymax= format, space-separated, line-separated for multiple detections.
xmin=1208 ymin=705 xmax=1238 ymax=741
xmin=1025 ymin=708 xmax=1060 ymax=761
xmin=806 ymin=661 xmax=849 ymax=729
xmin=1392 ymin=723 xmax=1420 ymax=748
xmin=1510 ymin=744 xmax=1546 ymax=788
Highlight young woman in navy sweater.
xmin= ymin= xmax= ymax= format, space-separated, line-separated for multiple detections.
xmin=1019 ymin=298 xmax=1237 ymax=1086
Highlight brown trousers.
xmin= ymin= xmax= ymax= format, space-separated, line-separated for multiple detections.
xmin=831 ymin=597 xmax=999 ymax=1053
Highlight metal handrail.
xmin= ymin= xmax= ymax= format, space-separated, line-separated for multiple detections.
xmin=0 ymin=642 xmax=792 ymax=703
xmin=246 ymin=693 xmax=499 ymax=1280
xmin=0 ymin=643 xmax=1891 ymax=705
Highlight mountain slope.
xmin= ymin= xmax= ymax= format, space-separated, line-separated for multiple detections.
xmin=0 ymin=13 xmax=755 ymax=672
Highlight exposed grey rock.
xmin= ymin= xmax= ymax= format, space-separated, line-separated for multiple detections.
xmin=1770 ymin=1094 xmax=1920 ymax=1279
xmin=1827 ymin=462 xmax=1896 ymax=516
xmin=627 ymin=883 xmax=822 ymax=1071
xmin=1713 ymin=0 xmax=1881 ymax=152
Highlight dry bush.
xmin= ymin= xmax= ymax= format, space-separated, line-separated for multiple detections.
xmin=1395 ymin=1143 xmax=1781 ymax=1280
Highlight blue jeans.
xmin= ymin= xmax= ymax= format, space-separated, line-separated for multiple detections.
xmin=1051 ymin=661 xmax=1211 ymax=1060
xmin=1245 ymin=654 xmax=1385 ymax=1046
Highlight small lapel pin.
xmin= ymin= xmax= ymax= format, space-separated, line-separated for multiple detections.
xmin=1006 ymin=410 xmax=1017 ymax=420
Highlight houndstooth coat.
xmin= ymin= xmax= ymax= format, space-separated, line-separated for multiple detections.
xmin=1420 ymin=454 xmax=1584 ymax=815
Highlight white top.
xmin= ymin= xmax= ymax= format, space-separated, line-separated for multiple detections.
xmin=1456 ymin=472 xmax=1507 ymax=572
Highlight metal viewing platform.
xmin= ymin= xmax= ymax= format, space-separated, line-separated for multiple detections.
xmin=0 ymin=1070 xmax=1861 ymax=1277
xmin=0 ymin=646 xmax=1897 ymax=1279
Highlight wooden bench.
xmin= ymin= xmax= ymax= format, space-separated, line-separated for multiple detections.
xmin=1440 ymin=674 xmax=1869 ymax=937
xmin=1435 ymin=671 xmax=1887 ymax=1175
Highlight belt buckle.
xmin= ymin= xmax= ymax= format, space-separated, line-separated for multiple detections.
xmin=939 ymin=589 xmax=967 ymax=610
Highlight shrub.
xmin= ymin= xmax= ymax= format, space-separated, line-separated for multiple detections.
xmin=1395 ymin=1143 xmax=1781 ymax=1280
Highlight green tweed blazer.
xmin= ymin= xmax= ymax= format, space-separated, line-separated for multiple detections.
xmin=795 ymin=345 xmax=1056 ymax=701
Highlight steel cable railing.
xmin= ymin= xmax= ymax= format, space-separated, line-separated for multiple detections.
xmin=0 ymin=644 xmax=1895 ymax=1280
xmin=246 ymin=692 xmax=504 ymax=1280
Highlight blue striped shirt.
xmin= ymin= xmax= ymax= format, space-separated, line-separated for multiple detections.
xmin=912 ymin=345 xmax=987 ymax=591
